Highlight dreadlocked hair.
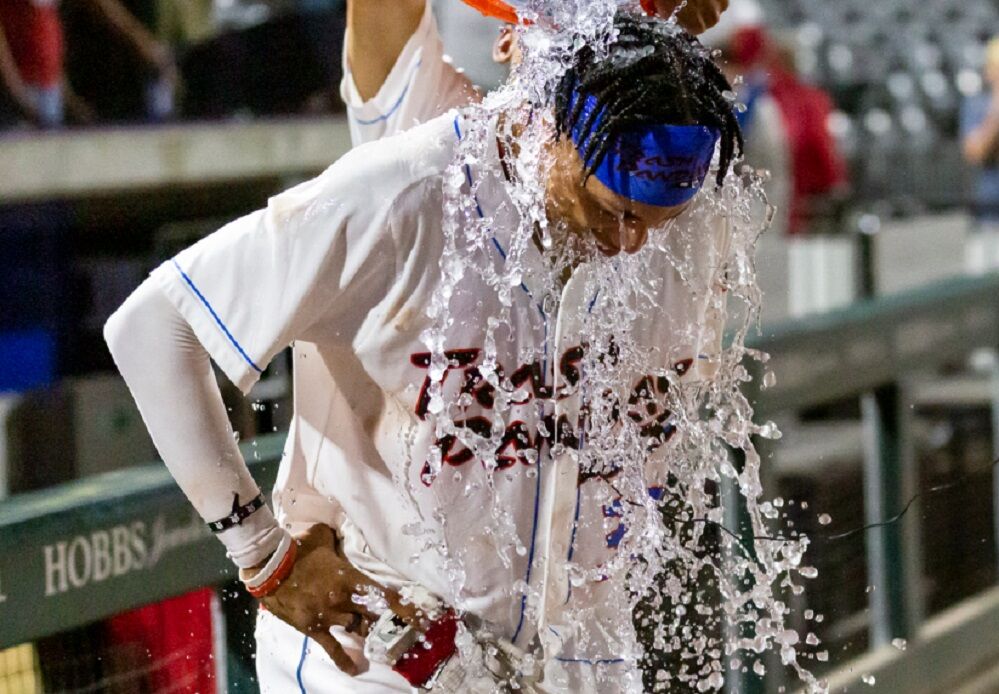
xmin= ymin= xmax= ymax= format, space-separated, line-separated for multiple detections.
xmin=553 ymin=14 xmax=743 ymax=189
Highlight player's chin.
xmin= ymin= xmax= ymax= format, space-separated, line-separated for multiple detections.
xmin=591 ymin=231 xmax=623 ymax=257
xmin=593 ymin=228 xmax=649 ymax=256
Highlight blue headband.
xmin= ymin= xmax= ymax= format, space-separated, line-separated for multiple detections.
xmin=569 ymin=91 xmax=720 ymax=207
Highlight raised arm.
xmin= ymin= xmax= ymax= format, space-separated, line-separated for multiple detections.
xmin=342 ymin=0 xmax=476 ymax=146
xmin=346 ymin=0 xmax=426 ymax=101
xmin=653 ymin=0 xmax=729 ymax=35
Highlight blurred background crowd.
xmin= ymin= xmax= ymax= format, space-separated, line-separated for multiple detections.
xmin=0 ymin=0 xmax=348 ymax=127
xmin=3 ymin=0 xmax=997 ymax=244
xmin=3 ymin=0 xmax=999 ymax=692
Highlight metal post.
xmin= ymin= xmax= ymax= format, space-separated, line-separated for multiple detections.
xmin=989 ymin=361 xmax=999 ymax=581
xmin=856 ymin=230 xmax=877 ymax=301
xmin=721 ymin=442 xmax=769 ymax=694
xmin=860 ymin=384 xmax=923 ymax=647
xmin=721 ymin=361 xmax=771 ymax=694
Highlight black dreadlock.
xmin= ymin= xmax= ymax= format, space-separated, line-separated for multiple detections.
xmin=553 ymin=14 xmax=743 ymax=189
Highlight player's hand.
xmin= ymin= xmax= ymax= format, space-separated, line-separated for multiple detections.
xmin=650 ymin=0 xmax=729 ymax=34
xmin=243 ymin=524 xmax=419 ymax=676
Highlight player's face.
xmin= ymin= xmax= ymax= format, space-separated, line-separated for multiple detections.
xmin=544 ymin=136 xmax=690 ymax=256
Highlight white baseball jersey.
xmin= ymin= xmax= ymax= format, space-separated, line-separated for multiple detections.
xmin=149 ymin=5 xmax=730 ymax=691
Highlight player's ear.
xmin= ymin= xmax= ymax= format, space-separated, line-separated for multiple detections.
xmin=493 ymin=24 xmax=517 ymax=64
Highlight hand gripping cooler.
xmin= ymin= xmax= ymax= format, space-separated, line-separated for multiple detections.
xmin=460 ymin=0 xmax=657 ymax=22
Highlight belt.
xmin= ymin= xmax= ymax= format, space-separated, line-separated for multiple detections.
xmin=365 ymin=608 xmax=548 ymax=692
xmin=365 ymin=609 xmax=460 ymax=688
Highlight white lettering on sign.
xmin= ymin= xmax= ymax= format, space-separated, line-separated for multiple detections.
xmin=42 ymin=513 xmax=206 ymax=597
xmin=44 ymin=543 xmax=68 ymax=596
xmin=67 ymin=536 xmax=91 ymax=589
xmin=45 ymin=523 xmax=145 ymax=596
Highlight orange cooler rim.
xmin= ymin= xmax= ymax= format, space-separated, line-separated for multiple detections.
xmin=461 ymin=0 xmax=658 ymax=22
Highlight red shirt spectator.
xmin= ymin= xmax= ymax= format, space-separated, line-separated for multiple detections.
xmin=768 ymin=63 xmax=848 ymax=234
xmin=730 ymin=26 xmax=848 ymax=235
xmin=0 ymin=0 xmax=64 ymax=88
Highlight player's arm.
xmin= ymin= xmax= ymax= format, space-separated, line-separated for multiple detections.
xmin=346 ymin=0 xmax=426 ymax=101
xmin=342 ymin=0 xmax=477 ymax=146
xmin=650 ymin=0 xmax=729 ymax=34
xmin=105 ymin=284 xmax=416 ymax=673
xmin=105 ymin=156 xmax=422 ymax=672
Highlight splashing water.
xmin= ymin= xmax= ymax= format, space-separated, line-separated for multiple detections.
xmin=416 ymin=1 xmax=825 ymax=691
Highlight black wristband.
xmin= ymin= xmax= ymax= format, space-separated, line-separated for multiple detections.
xmin=208 ymin=493 xmax=266 ymax=534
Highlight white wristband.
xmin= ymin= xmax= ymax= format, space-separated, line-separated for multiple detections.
xmin=219 ymin=502 xmax=285 ymax=569
xmin=242 ymin=530 xmax=294 ymax=590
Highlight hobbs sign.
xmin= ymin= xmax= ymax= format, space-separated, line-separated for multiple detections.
xmin=43 ymin=512 xmax=208 ymax=597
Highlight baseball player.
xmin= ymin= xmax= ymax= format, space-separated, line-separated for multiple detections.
xmin=105 ymin=1 xmax=739 ymax=691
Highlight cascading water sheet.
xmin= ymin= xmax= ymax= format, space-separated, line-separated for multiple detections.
xmin=414 ymin=2 xmax=827 ymax=690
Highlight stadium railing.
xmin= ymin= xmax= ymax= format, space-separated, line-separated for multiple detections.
xmin=748 ymin=273 xmax=999 ymax=693
xmin=2 ymin=274 xmax=999 ymax=693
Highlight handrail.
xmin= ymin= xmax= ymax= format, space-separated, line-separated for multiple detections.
xmin=743 ymin=273 xmax=999 ymax=693
xmin=821 ymin=586 xmax=999 ymax=694
xmin=747 ymin=273 xmax=999 ymax=416
xmin=0 ymin=437 xmax=283 ymax=648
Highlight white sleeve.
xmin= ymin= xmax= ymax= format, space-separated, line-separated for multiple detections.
xmin=104 ymin=281 xmax=284 ymax=569
xmin=146 ymin=154 xmax=403 ymax=395
xmin=340 ymin=0 xmax=478 ymax=147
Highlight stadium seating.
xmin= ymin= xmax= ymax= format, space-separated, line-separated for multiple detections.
xmin=761 ymin=0 xmax=997 ymax=211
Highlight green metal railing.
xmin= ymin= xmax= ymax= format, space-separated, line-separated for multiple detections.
xmin=747 ymin=274 xmax=999 ymax=693
xmin=2 ymin=274 xmax=999 ymax=692
xmin=0 ymin=437 xmax=281 ymax=648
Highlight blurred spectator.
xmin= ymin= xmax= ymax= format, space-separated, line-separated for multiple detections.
xmin=705 ymin=0 xmax=852 ymax=317
xmin=167 ymin=0 xmax=342 ymax=119
xmin=766 ymin=35 xmax=849 ymax=236
xmin=60 ymin=0 xmax=176 ymax=123
xmin=713 ymin=18 xmax=793 ymax=238
xmin=766 ymin=35 xmax=853 ymax=315
xmin=705 ymin=1 xmax=848 ymax=237
xmin=960 ymin=38 xmax=999 ymax=274
xmin=0 ymin=0 xmax=174 ymax=129
xmin=0 ymin=0 xmax=74 ymax=128
xmin=703 ymin=0 xmax=792 ymax=238
xmin=156 ymin=0 xmax=217 ymax=50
